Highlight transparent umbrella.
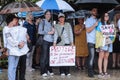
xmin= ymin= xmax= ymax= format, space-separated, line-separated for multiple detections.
xmin=0 ymin=1 xmax=42 ymax=14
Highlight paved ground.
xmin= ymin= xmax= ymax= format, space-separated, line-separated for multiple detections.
xmin=0 ymin=67 xmax=120 ymax=80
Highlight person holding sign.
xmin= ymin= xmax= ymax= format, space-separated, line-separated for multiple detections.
xmin=53 ymin=13 xmax=74 ymax=77
xmin=96 ymin=13 xmax=116 ymax=79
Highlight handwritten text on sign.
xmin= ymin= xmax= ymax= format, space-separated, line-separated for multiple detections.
xmin=50 ymin=46 xmax=75 ymax=66
xmin=100 ymin=24 xmax=115 ymax=37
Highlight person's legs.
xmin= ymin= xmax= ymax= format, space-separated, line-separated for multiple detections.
xmin=117 ymin=54 xmax=120 ymax=67
xmin=59 ymin=67 xmax=65 ymax=74
xmin=19 ymin=55 xmax=27 ymax=80
xmin=76 ymin=57 xmax=81 ymax=69
xmin=98 ymin=51 xmax=104 ymax=73
xmin=112 ymin=53 xmax=116 ymax=68
xmin=8 ymin=56 xmax=19 ymax=80
xmin=46 ymin=42 xmax=53 ymax=73
xmin=29 ymin=46 xmax=35 ymax=68
xmin=82 ymin=57 xmax=86 ymax=70
xmin=103 ymin=52 xmax=109 ymax=73
xmin=26 ymin=46 xmax=35 ymax=71
xmin=103 ymin=51 xmax=110 ymax=78
xmin=87 ymin=43 xmax=95 ymax=77
xmin=35 ymin=46 xmax=40 ymax=65
xmin=65 ymin=66 xmax=70 ymax=75
xmin=40 ymin=40 xmax=48 ymax=75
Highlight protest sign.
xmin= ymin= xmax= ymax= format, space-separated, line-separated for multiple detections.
xmin=100 ymin=24 xmax=116 ymax=46
xmin=100 ymin=24 xmax=115 ymax=37
xmin=50 ymin=46 xmax=75 ymax=66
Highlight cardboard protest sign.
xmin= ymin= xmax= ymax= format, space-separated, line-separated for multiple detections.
xmin=100 ymin=24 xmax=116 ymax=46
xmin=50 ymin=46 xmax=75 ymax=66
xmin=100 ymin=24 xmax=115 ymax=37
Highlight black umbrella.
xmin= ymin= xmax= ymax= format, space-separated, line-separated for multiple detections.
xmin=75 ymin=0 xmax=119 ymax=15
xmin=75 ymin=0 xmax=119 ymax=4
xmin=67 ymin=10 xmax=90 ymax=19
xmin=108 ymin=5 xmax=120 ymax=21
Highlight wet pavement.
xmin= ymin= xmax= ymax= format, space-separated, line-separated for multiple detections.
xmin=0 ymin=67 xmax=120 ymax=80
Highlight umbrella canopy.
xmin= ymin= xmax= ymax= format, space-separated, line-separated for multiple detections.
xmin=75 ymin=0 xmax=119 ymax=15
xmin=114 ymin=5 xmax=120 ymax=11
xmin=17 ymin=11 xmax=44 ymax=18
xmin=0 ymin=1 xmax=42 ymax=14
xmin=108 ymin=5 xmax=120 ymax=21
xmin=75 ymin=0 xmax=119 ymax=4
xmin=36 ymin=0 xmax=75 ymax=12
xmin=67 ymin=10 xmax=90 ymax=19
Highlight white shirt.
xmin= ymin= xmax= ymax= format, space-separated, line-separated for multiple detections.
xmin=3 ymin=26 xmax=29 ymax=56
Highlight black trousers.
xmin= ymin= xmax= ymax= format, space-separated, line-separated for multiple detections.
xmin=59 ymin=66 xmax=70 ymax=75
xmin=40 ymin=40 xmax=53 ymax=75
xmin=16 ymin=55 xmax=27 ymax=80
xmin=59 ymin=44 xmax=70 ymax=75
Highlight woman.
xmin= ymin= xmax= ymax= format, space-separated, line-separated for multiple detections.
xmin=53 ymin=13 xmax=74 ymax=77
xmin=96 ymin=13 xmax=115 ymax=79
xmin=23 ymin=12 xmax=36 ymax=71
xmin=40 ymin=10 xmax=54 ymax=77
xmin=3 ymin=14 xmax=25 ymax=80
xmin=112 ymin=13 xmax=120 ymax=68
xmin=74 ymin=17 xmax=88 ymax=70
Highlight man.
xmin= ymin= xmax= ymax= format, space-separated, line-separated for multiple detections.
xmin=85 ymin=8 xmax=98 ymax=77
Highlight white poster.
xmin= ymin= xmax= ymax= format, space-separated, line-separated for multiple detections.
xmin=100 ymin=24 xmax=116 ymax=45
xmin=50 ymin=46 xmax=75 ymax=66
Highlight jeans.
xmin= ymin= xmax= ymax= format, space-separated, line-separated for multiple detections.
xmin=26 ymin=46 xmax=35 ymax=69
xmin=8 ymin=55 xmax=19 ymax=80
xmin=16 ymin=55 xmax=27 ymax=80
xmin=87 ymin=43 xmax=95 ymax=75
xmin=40 ymin=40 xmax=53 ymax=75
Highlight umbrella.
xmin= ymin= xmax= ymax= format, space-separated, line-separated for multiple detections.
xmin=17 ymin=11 xmax=45 ymax=18
xmin=75 ymin=0 xmax=119 ymax=4
xmin=75 ymin=0 xmax=119 ymax=15
xmin=0 ymin=1 xmax=42 ymax=14
xmin=36 ymin=0 xmax=75 ymax=12
xmin=108 ymin=5 xmax=120 ymax=21
xmin=67 ymin=10 xmax=90 ymax=19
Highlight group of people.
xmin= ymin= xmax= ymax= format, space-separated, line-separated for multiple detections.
xmin=84 ymin=8 xmax=120 ymax=79
xmin=0 ymin=7 xmax=120 ymax=80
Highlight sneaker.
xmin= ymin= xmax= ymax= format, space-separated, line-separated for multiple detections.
xmin=104 ymin=72 xmax=110 ymax=79
xmin=61 ymin=73 xmax=65 ymax=77
xmin=42 ymin=73 xmax=48 ymax=77
xmin=47 ymin=71 xmax=54 ymax=76
xmin=67 ymin=73 xmax=71 ymax=77
xmin=98 ymin=73 xmax=105 ymax=79
xmin=26 ymin=67 xmax=35 ymax=72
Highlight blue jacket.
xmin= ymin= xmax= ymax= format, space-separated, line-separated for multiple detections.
xmin=23 ymin=21 xmax=36 ymax=45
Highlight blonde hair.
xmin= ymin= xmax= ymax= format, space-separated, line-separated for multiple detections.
xmin=114 ymin=13 xmax=120 ymax=27
xmin=26 ymin=12 xmax=33 ymax=21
